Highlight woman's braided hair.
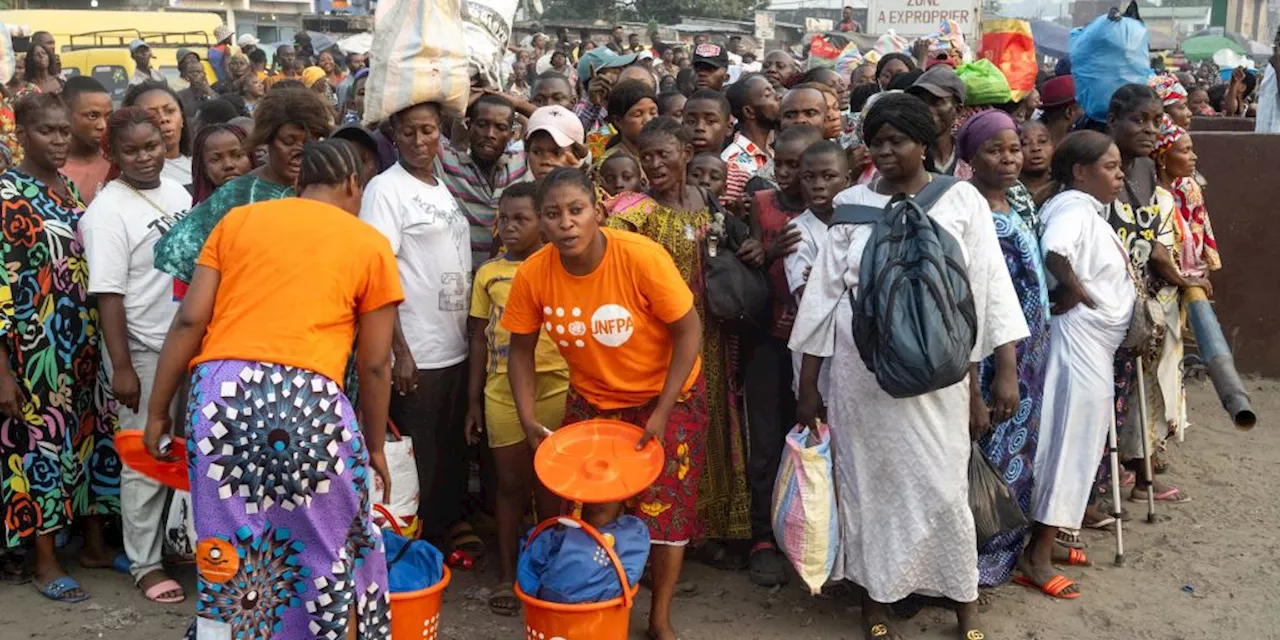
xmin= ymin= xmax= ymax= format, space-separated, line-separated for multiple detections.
xmin=297 ymin=139 xmax=364 ymax=190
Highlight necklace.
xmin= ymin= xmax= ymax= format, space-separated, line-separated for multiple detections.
xmin=119 ymin=179 xmax=168 ymax=216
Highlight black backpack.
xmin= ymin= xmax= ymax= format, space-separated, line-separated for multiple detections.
xmin=832 ymin=176 xmax=977 ymax=398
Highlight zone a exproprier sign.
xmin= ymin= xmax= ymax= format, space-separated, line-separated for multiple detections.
xmin=866 ymin=0 xmax=982 ymax=42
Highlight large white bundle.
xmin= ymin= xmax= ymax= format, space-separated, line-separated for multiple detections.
xmin=363 ymin=0 xmax=471 ymax=125
xmin=461 ymin=0 xmax=520 ymax=89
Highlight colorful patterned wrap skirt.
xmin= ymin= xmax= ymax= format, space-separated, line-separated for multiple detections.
xmin=562 ymin=373 xmax=708 ymax=544
xmin=186 ymin=360 xmax=390 ymax=640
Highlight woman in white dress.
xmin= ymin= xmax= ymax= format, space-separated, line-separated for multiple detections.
xmin=791 ymin=93 xmax=1027 ymax=640
xmin=1023 ymin=131 xmax=1135 ymax=599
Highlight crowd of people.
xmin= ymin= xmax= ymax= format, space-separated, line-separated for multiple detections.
xmin=0 ymin=18 xmax=1234 ymax=640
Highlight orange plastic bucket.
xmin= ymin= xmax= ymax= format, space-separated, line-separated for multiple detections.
xmin=375 ymin=504 xmax=452 ymax=640
xmin=515 ymin=516 xmax=637 ymax=640
xmin=390 ymin=565 xmax=451 ymax=640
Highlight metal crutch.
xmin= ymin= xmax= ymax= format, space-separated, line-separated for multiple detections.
xmin=1107 ymin=400 xmax=1125 ymax=567
xmin=1135 ymin=356 xmax=1157 ymax=523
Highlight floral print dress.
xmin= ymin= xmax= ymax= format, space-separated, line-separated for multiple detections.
xmin=0 ymin=170 xmax=119 ymax=548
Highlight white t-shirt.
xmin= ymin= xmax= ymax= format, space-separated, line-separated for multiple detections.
xmin=162 ymin=155 xmax=193 ymax=187
xmin=783 ymin=210 xmax=832 ymax=398
xmin=82 ymin=178 xmax=192 ymax=352
xmin=360 ymin=162 xmax=471 ymax=369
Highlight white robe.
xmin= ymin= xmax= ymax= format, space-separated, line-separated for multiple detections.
xmin=1031 ymin=190 xmax=1135 ymax=528
xmin=789 ymin=181 xmax=1028 ymax=603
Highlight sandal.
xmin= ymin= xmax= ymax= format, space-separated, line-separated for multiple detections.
xmin=488 ymin=586 xmax=520 ymax=617
xmin=448 ymin=521 xmax=486 ymax=558
xmin=1054 ymin=528 xmax=1086 ymax=549
xmin=1082 ymin=516 xmax=1116 ymax=531
xmin=142 ymin=578 xmax=186 ymax=604
xmin=747 ymin=542 xmax=788 ymax=587
xmin=1013 ymin=574 xmax=1081 ymax=600
xmin=1130 ymin=486 xmax=1192 ymax=504
xmin=1055 ymin=548 xmax=1091 ymax=567
xmin=35 ymin=576 xmax=90 ymax=603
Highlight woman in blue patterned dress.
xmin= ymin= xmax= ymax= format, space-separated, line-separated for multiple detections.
xmin=142 ymin=140 xmax=404 ymax=639
xmin=958 ymin=110 xmax=1052 ymax=585
xmin=0 ymin=93 xmax=120 ymax=602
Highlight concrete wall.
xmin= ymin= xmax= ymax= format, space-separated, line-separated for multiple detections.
xmin=1188 ymin=130 xmax=1279 ymax=376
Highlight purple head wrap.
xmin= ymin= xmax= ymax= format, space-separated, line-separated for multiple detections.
xmin=955 ymin=109 xmax=1018 ymax=163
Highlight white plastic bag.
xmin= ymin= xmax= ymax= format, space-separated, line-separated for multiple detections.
xmin=372 ymin=420 xmax=420 ymax=538
xmin=462 ymin=0 xmax=520 ymax=90
xmin=162 ymin=489 xmax=196 ymax=559
xmin=363 ymin=0 xmax=471 ymax=124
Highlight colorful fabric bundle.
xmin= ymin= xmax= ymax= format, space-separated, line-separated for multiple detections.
xmin=771 ymin=422 xmax=840 ymax=594
xmin=980 ymin=19 xmax=1038 ymax=101
xmin=363 ymin=0 xmax=470 ymax=124
xmin=834 ymin=43 xmax=865 ymax=78
xmin=874 ymin=30 xmax=911 ymax=56
xmin=517 ymin=515 xmax=650 ymax=604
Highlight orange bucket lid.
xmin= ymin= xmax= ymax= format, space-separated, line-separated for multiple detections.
xmin=534 ymin=419 xmax=663 ymax=504
xmin=116 ymin=431 xmax=189 ymax=491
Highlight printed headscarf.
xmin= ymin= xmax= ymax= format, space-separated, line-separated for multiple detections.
xmin=1156 ymin=113 xmax=1187 ymax=156
xmin=1148 ymin=74 xmax=1188 ymax=106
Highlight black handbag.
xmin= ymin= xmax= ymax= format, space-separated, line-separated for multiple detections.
xmin=701 ymin=190 xmax=771 ymax=329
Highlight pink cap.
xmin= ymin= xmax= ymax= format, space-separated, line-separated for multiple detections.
xmin=525 ymin=105 xmax=584 ymax=147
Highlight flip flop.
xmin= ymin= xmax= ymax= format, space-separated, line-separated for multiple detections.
xmin=1054 ymin=528 xmax=1086 ymax=549
xmin=35 ymin=576 xmax=90 ymax=603
xmin=1083 ymin=516 xmax=1116 ymax=531
xmin=1130 ymin=486 xmax=1192 ymax=504
xmin=487 ymin=586 xmax=519 ymax=617
xmin=142 ymin=578 xmax=186 ymax=604
xmin=448 ymin=521 xmax=486 ymax=558
xmin=1056 ymin=548 xmax=1091 ymax=567
xmin=1013 ymin=574 xmax=1080 ymax=600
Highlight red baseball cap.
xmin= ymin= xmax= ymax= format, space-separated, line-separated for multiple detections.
xmin=1040 ymin=75 xmax=1076 ymax=109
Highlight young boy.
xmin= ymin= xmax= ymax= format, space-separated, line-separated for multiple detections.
xmin=740 ymin=124 xmax=825 ymax=587
xmin=465 ymin=182 xmax=571 ymax=617
xmin=598 ymin=153 xmax=643 ymax=197
xmin=61 ymin=76 xmax=113 ymax=204
xmin=786 ymin=140 xmax=849 ymax=400
xmin=525 ymin=105 xmax=587 ymax=180
xmin=688 ymin=152 xmax=727 ymax=199
xmin=683 ymin=88 xmax=750 ymax=212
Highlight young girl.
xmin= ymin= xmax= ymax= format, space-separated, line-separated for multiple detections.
xmin=524 ymin=105 xmax=586 ymax=180
xmin=502 ymin=168 xmax=704 ymax=640
xmin=464 ymin=183 xmax=571 ymax=617
xmin=82 ymin=107 xmax=193 ymax=604
xmin=191 ymin=123 xmax=252 ymax=205
xmin=123 ymin=82 xmax=193 ymax=188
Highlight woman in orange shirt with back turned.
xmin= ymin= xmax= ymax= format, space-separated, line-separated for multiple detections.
xmin=141 ymin=140 xmax=404 ymax=639
xmin=502 ymin=167 xmax=704 ymax=640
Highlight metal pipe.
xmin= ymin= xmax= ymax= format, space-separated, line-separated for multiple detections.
xmin=1183 ymin=287 xmax=1257 ymax=429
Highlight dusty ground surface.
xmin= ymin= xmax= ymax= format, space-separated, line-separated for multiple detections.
xmin=1 ymin=378 xmax=1276 ymax=640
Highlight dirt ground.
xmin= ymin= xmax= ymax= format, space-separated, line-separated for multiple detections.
xmin=1 ymin=378 xmax=1276 ymax=640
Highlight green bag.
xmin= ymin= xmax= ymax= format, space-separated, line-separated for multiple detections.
xmin=956 ymin=59 xmax=1012 ymax=106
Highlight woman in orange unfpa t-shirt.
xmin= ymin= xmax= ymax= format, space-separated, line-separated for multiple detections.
xmin=501 ymin=168 xmax=704 ymax=640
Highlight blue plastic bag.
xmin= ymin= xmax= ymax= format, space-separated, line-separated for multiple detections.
xmin=384 ymin=532 xmax=444 ymax=593
xmin=517 ymin=515 xmax=649 ymax=604
xmin=1070 ymin=10 xmax=1152 ymax=121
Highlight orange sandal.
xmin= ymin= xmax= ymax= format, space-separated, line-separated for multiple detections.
xmin=1014 ymin=574 xmax=1081 ymax=599
xmin=1059 ymin=548 xmax=1091 ymax=567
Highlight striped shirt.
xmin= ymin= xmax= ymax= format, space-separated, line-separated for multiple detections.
xmin=721 ymin=132 xmax=772 ymax=208
xmin=435 ymin=141 xmax=531 ymax=268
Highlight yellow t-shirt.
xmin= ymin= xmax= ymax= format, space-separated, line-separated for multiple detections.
xmin=471 ymin=256 xmax=568 ymax=376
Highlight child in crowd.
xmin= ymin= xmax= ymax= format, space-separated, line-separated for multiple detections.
xmin=740 ymin=125 xmax=825 ymax=585
xmin=525 ymin=105 xmax=587 ymax=180
xmin=598 ymin=152 xmax=643 ymax=196
xmin=688 ymin=152 xmax=727 ymax=199
xmin=657 ymin=90 xmax=687 ymax=121
xmin=466 ymin=182 xmax=571 ymax=617
xmin=785 ymin=140 xmax=849 ymax=399
xmin=683 ymin=88 xmax=748 ymax=211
